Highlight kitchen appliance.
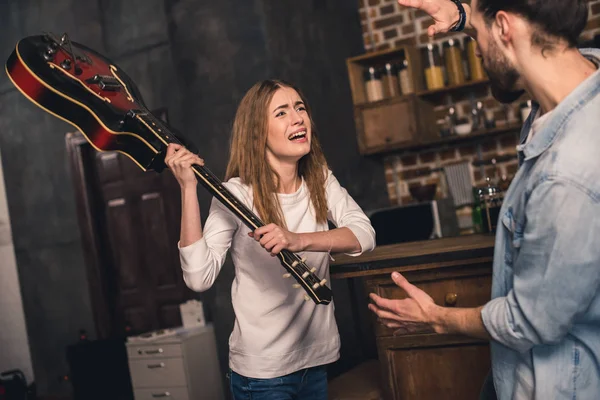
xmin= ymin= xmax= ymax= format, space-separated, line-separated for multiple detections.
xmin=368 ymin=198 xmax=460 ymax=246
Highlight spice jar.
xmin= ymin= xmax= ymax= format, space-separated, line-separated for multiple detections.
xmin=396 ymin=59 xmax=414 ymax=94
xmin=382 ymin=63 xmax=400 ymax=98
xmin=443 ymin=39 xmax=466 ymax=86
xmin=422 ymin=44 xmax=445 ymax=90
xmin=465 ymin=36 xmax=486 ymax=81
xmin=363 ymin=66 xmax=384 ymax=102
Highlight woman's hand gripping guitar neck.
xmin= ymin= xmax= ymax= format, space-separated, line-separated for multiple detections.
xmin=165 ymin=143 xmax=205 ymax=248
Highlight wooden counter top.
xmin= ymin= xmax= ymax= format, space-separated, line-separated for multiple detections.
xmin=330 ymin=234 xmax=496 ymax=279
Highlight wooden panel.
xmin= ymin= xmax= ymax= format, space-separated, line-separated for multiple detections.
xmin=158 ymin=303 xmax=183 ymax=328
xmin=95 ymin=152 xmax=122 ymax=184
xmin=331 ymin=234 xmax=495 ymax=267
xmin=383 ymin=342 xmax=490 ymax=400
xmin=106 ymin=197 xmax=141 ymax=291
xmin=360 ymin=99 xmax=416 ymax=149
xmin=124 ymin=306 xmax=153 ymax=335
xmin=373 ymin=273 xmax=491 ymax=338
xmin=139 ymin=192 xmax=179 ymax=289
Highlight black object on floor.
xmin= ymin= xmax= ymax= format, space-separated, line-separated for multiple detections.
xmin=66 ymin=338 xmax=133 ymax=400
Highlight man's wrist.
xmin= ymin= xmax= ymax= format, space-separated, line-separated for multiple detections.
xmin=428 ymin=305 xmax=450 ymax=334
xmin=449 ymin=0 xmax=467 ymax=32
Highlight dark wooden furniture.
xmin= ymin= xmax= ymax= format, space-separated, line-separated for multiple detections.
xmin=330 ymin=234 xmax=495 ymax=400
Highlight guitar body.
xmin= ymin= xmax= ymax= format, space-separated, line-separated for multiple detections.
xmin=6 ymin=33 xmax=332 ymax=305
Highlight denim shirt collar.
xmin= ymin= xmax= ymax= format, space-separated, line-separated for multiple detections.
xmin=516 ymin=48 xmax=600 ymax=164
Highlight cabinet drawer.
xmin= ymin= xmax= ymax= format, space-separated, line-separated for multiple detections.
xmin=134 ymin=387 xmax=189 ymax=400
xmin=129 ymin=357 xmax=187 ymax=388
xmin=128 ymin=344 xmax=183 ymax=360
xmin=373 ymin=273 xmax=491 ymax=337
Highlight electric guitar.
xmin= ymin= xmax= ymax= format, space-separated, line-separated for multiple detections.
xmin=5 ymin=33 xmax=332 ymax=305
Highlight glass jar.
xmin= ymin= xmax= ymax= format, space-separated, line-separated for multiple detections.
xmin=396 ymin=59 xmax=414 ymax=94
xmin=422 ymin=44 xmax=445 ymax=90
xmin=363 ymin=66 xmax=384 ymax=102
xmin=443 ymin=39 xmax=466 ymax=86
xmin=382 ymin=63 xmax=400 ymax=98
xmin=473 ymin=180 xmax=504 ymax=233
xmin=464 ymin=36 xmax=486 ymax=81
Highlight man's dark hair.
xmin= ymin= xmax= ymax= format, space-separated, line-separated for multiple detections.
xmin=476 ymin=0 xmax=589 ymax=48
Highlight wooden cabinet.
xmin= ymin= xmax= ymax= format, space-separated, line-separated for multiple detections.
xmin=345 ymin=46 xmax=439 ymax=155
xmin=365 ymin=262 xmax=492 ymax=400
xmin=330 ymin=235 xmax=496 ymax=400
xmin=379 ymin=338 xmax=490 ymax=400
xmin=345 ymin=46 xmax=516 ymax=155
xmin=355 ymin=95 xmax=438 ymax=155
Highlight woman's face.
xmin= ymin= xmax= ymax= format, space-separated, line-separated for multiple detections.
xmin=265 ymin=86 xmax=312 ymax=166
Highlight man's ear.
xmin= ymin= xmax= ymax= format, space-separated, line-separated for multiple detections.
xmin=494 ymin=11 xmax=512 ymax=44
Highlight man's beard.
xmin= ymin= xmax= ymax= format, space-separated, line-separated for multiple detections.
xmin=484 ymin=40 xmax=525 ymax=104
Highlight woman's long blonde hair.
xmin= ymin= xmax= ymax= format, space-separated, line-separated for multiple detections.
xmin=225 ymin=80 xmax=329 ymax=228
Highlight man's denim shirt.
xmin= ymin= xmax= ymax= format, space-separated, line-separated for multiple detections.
xmin=481 ymin=48 xmax=600 ymax=400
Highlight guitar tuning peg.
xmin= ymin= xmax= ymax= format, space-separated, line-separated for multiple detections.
xmin=304 ymin=295 xmax=311 ymax=302
xmin=310 ymin=268 xmax=316 ymax=273
xmin=301 ymin=257 xmax=306 ymax=263
xmin=292 ymin=284 xmax=301 ymax=289
xmin=291 ymin=261 xmax=299 ymax=267
xmin=320 ymin=279 xmax=327 ymax=286
xmin=283 ymin=273 xmax=291 ymax=278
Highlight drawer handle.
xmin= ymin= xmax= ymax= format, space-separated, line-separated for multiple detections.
xmin=139 ymin=348 xmax=163 ymax=355
xmin=444 ymin=293 xmax=458 ymax=306
xmin=147 ymin=362 xmax=166 ymax=369
xmin=152 ymin=392 xmax=171 ymax=398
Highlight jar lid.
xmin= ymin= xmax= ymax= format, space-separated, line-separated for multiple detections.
xmin=396 ymin=59 xmax=407 ymax=70
xmin=443 ymin=38 xmax=461 ymax=48
xmin=384 ymin=62 xmax=396 ymax=74
xmin=363 ymin=66 xmax=380 ymax=80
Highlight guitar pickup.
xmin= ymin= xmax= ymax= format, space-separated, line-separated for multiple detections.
xmin=86 ymin=74 xmax=121 ymax=91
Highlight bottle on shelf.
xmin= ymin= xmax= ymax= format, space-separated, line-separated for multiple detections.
xmin=382 ymin=63 xmax=400 ymax=98
xmin=464 ymin=36 xmax=487 ymax=81
xmin=422 ymin=43 xmax=445 ymax=90
xmin=364 ymin=66 xmax=384 ymax=102
xmin=396 ymin=58 xmax=414 ymax=95
xmin=443 ymin=39 xmax=466 ymax=86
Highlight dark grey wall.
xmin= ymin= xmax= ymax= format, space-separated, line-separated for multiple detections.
xmin=0 ymin=0 xmax=387 ymax=396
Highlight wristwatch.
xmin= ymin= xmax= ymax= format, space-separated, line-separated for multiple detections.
xmin=449 ymin=0 xmax=466 ymax=32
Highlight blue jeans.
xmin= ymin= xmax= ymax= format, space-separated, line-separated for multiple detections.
xmin=229 ymin=365 xmax=328 ymax=400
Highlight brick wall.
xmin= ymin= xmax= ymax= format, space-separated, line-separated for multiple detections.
xmin=358 ymin=0 xmax=600 ymax=213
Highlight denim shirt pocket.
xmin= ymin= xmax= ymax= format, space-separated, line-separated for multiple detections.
xmin=501 ymin=207 xmax=523 ymax=266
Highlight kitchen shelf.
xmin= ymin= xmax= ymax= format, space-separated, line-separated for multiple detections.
xmin=417 ymin=79 xmax=491 ymax=100
xmin=363 ymin=123 xmax=522 ymax=156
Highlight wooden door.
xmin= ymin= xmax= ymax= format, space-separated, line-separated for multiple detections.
xmin=66 ymin=131 xmax=193 ymax=339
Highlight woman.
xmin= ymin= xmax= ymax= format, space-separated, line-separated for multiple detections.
xmin=165 ymin=79 xmax=375 ymax=399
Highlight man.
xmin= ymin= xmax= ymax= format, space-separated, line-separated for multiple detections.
xmin=368 ymin=1 xmax=600 ymax=399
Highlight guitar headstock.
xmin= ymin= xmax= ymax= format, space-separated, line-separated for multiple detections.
xmin=278 ymin=250 xmax=332 ymax=305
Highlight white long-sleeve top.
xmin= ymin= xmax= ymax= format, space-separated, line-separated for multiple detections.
xmin=179 ymin=170 xmax=376 ymax=378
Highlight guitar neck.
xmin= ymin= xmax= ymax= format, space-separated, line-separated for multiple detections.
xmin=191 ymin=164 xmax=264 ymax=232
